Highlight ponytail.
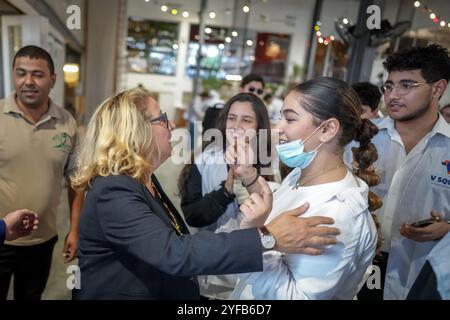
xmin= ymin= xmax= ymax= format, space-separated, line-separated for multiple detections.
xmin=352 ymin=118 xmax=383 ymax=255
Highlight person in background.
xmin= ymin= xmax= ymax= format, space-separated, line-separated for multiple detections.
xmin=71 ymin=88 xmax=341 ymax=300
xmin=0 ymin=210 xmax=38 ymax=244
xmin=240 ymin=74 xmax=265 ymax=99
xmin=351 ymin=82 xmax=383 ymax=120
xmin=406 ymin=230 xmax=450 ymax=300
xmin=264 ymin=93 xmax=284 ymax=126
xmin=0 ymin=45 xmax=83 ymax=300
xmin=360 ymin=44 xmax=450 ymax=300
xmin=201 ymin=90 xmax=225 ymax=134
xmin=200 ymin=73 xmax=266 ymax=147
xmin=439 ymin=103 xmax=450 ymax=123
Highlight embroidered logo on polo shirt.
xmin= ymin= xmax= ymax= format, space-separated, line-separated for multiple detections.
xmin=52 ymin=132 xmax=71 ymax=151
xmin=431 ymin=160 xmax=450 ymax=188
xmin=443 ymin=160 xmax=450 ymax=174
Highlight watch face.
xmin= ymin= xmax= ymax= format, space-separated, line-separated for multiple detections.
xmin=262 ymin=234 xmax=276 ymax=249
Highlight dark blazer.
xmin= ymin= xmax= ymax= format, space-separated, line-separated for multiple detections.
xmin=73 ymin=174 xmax=263 ymax=300
xmin=0 ymin=219 xmax=5 ymax=244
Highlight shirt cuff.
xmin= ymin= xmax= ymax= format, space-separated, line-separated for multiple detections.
xmin=215 ymin=183 xmax=235 ymax=207
xmin=0 ymin=219 xmax=6 ymax=243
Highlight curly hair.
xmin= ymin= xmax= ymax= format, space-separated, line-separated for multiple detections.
xmin=71 ymin=88 xmax=157 ymax=191
xmin=383 ymin=43 xmax=450 ymax=83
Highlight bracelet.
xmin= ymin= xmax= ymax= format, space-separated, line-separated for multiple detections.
xmin=240 ymin=168 xmax=258 ymax=181
xmin=242 ymin=173 xmax=259 ymax=188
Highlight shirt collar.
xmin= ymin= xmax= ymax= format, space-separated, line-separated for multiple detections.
xmin=377 ymin=114 xmax=450 ymax=140
xmin=3 ymin=92 xmax=61 ymax=120
xmin=432 ymin=114 xmax=450 ymax=139
xmin=377 ymin=116 xmax=395 ymax=135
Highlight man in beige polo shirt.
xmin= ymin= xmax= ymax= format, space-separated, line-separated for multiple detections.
xmin=0 ymin=45 xmax=83 ymax=300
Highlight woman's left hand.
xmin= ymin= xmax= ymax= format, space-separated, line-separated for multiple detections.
xmin=63 ymin=230 xmax=79 ymax=263
xmin=239 ymin=176 xmax=273 ymax=228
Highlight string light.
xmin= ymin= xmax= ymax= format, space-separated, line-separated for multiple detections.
xmin=313 ymin=20 xmax=338 ymax=45
xmin=413 ymin=1 xmax=450 ymax=29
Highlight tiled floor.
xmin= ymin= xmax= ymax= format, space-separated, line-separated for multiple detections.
xmin=7 ymin=159 xmax=184 ymax=300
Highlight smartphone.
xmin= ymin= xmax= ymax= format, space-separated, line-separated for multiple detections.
xmin=410 ymin=216 xmax=441 ymax=228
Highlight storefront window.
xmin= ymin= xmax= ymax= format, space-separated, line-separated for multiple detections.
xmin=127 ymin=17 xmax=179 ymax=75
xmin=185 ymin=24 xmax=290 ymax=83
xmin=253 ymin=33 xmax=291 ymax=84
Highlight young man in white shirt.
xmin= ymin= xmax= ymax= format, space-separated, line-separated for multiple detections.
xmin=367 ymin=44 xmax=450 ymax=300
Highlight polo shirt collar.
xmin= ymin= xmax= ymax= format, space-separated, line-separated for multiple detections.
xmin=377 ymin=114 xmax=450 ymax=140
xmin=432 ymin=114 xmax=450 ymax=139
xmin=3 ymin=92 xmax=61 ymax=120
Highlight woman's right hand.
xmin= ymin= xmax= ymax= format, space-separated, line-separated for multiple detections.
xmin=225 ymin=137 xmax=256 ymax=179
xmin=239 ymin=176 xmax=273 ymax=228
xmin=266 ymin=203 xmax=341 ymax=255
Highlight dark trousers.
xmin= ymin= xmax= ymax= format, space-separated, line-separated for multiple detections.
xmin=407 ymin=261 xmax=441 ymax=300
xmin=0 ymin=236 xmax=57 ymax=300
xmin=357 ymin=251 xmax=388 ymax=300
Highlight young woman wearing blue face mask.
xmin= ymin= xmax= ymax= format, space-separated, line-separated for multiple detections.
xmin=229 ymin=77 xmax=382 ymax=300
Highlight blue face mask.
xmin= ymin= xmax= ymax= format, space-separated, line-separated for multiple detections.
xmin=276 ymin=122 xmax=326 ymax=169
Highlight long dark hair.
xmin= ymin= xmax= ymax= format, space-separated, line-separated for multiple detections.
xmin=292 ymin=77 xmax=383 ymax=252
xmin=178 ymin=93 xmax=273 ymax=194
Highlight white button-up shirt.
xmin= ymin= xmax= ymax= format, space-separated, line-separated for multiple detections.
xmin=427 ymin=232 xmax=450 ymax=300
xmin=231 ymin=169 xmax=377 ymax=300
xmin=367 ymin=115 xmax=450 ymax=300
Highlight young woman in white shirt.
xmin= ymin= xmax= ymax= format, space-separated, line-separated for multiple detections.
xmin=229 ymin=77 xmax=382 ymax=300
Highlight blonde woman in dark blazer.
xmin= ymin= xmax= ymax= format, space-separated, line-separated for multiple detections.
xmin=71 ymin=88 xmax=340 ymax=300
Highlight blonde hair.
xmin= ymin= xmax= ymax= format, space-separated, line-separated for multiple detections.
xmin=71 ymin=88 xmax=157 ymax=191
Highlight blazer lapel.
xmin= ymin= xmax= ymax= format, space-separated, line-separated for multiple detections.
xmin=152 ymin=175 xmax=190 ymax=235
xmin=140 ymin=176 xmax=190 ymax=235
xmin=140 ymin=183 xmax=172 ymax=229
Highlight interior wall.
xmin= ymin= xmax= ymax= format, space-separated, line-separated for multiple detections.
xmin=84 ymin=0 xmax=121 ymax=121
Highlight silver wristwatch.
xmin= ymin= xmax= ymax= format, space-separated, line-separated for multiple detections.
xmin=259 ymin=226 xmax=276 ymax=250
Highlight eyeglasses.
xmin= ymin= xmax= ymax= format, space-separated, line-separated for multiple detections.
xmin=150 ymin=112 xmax=169 ymax=128
xmin=380 ymin=81 xmax=431 ymax=95
xmin=248 ymin=87 xmax=264 ymax=95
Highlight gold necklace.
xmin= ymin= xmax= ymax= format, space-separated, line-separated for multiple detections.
xmin=151 ymin=181 xmax=184 ymax=236
xmin=294 ymin=163 xmax=346 ymax=189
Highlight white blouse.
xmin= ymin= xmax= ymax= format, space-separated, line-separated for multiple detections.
xmin=231 ymin=168 xmax=377 ymax=300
